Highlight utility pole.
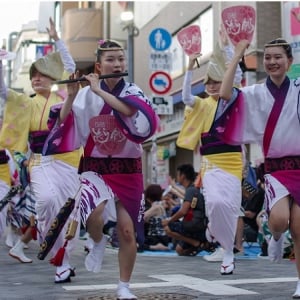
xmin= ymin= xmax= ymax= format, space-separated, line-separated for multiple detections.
xmin=126 ymin=1 xmax=134 ymax=83
xmin=7 ymin=31 xmax=18 ymax=88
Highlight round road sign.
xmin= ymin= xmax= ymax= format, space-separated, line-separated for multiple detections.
xmin=149 ymin=28 xmax=172 ymax=51
xmin=149 ymin=71 xmax=172 ymax=95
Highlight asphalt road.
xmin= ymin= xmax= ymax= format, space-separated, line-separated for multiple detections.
xmin=0 ymin=236 xmax=298 ymax=300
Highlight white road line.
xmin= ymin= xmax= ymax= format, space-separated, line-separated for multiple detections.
xmin=150 ymin=275 xmax=257 ymax=295
xmin=62 ymin=274 xmax=298 ymax=296
xmin=213 ymin=277 xmax=298 ymax=285
xmin=64 ymin=282 xmax=178 ymax=291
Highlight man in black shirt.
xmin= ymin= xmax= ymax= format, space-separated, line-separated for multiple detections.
xmin=234 ymin=173 xmax=265 ymax=254
xmin=162 ymin=164 xmax=212 ymax=256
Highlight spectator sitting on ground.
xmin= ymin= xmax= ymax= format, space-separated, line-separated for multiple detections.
xmin=143 ymin=184 xmax=171 ymax=251
xmin=162 ymin=188 xmax=182 ymax=218
xmin=162 ymin=164 xmax=213 ymax=256
xmin=162 ymin=179 xmax=185 ymax=217
xmin=234 ymin=176 xmax=265 ymax=254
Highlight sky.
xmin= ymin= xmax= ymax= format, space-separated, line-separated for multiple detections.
xmin=0 ymin=1 xmax=40 ymax=46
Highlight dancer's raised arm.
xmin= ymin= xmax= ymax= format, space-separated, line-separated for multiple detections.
xmin=220 ymin=40 xmax=249 ymax=100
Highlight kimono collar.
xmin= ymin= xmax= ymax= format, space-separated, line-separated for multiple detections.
xmin=100 ymin=78 xmax=126 ymax=96
xmin=266 ymin=76 xmax=290 ymax=100
xmin=263 ymin=75 xmax=290 ymax=156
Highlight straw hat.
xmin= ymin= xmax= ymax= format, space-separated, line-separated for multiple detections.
xmin=29 ymin=52 xmax=64 ymax=80
xmin=203 ymin=41 xmax=227 ymax=84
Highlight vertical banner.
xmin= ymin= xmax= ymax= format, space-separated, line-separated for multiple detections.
xmin=282 ymin=2 xmax=300 ymax=79
xmin=35 ymin=45 xmax=54 ymax=60
xmin=36 ymin=46 xmax=44 ymax=60
xmin=156 ymin=145 xmax=170 ymax=189
xmin=43 ymin=44 xmax=53 ymax=55
xmin=150 ymin=136 xmax=157 ymax=184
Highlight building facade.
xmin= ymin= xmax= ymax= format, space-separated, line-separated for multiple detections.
xmin=7 ymin=1 xmax=284 ymax=187
xmin=132 ymin=1 xmax=281 ymax=187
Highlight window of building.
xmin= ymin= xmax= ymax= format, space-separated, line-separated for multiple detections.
xmin=171 ymin=7 xmax=213 ymax=79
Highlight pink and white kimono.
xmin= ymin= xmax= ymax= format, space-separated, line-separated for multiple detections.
xmin=214 ymin=76 xmax=300 ymax=212
xmin=44 ymin=78 xmax=158 ymax=245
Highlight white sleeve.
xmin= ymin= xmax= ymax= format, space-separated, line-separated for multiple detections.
xmin=182 ymin=70 xmax=196 ymax=107
xmin=223 ymin=45 xmax=243 ymax=86
xmin=55 ymin=39 xmax=76 ymax=73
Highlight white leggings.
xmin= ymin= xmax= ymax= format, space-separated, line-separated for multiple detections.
xmin=203 ymin=167 xmax=241 ymax=251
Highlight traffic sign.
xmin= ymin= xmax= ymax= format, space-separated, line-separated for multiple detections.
xmin=149 ymin=71 xmax=172 ymax=95
xmin=149 ymin=52 xmax=172 ymax=71
xmin=149 ymin=28 xmax=172 ymax=51
xmin=152 ymin=96 xmax=173 ymax=115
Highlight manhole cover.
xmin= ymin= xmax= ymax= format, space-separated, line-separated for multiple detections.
xmin=78 ymin=293 xmax=197 ymax=300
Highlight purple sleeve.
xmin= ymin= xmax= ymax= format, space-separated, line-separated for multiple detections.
xmin=211 ymin=88 xmax=245 ymax=145
xmin=113 ymin=94 xmax=159 ymax=143
xmin=42 ymin=103 xmax=80 ymax=155
xmin=0 ymin=61 xmax=8 ymax=101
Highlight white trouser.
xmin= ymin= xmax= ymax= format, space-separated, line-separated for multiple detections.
xmin=203 ymin=167 xmax=241 ymax=251
xmin=0 ymin=181 xmax=9 ymax=238
xmin=30 ymin=154 xmax=81 ymax=263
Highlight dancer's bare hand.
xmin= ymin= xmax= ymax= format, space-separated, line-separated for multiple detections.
xmin=188 ymin=53 xmax=201 ymax=70
xmin=234 ymin=40 xmax=250 ymax=59
xmin=67 ymin=71 xmax=80 ymax=98
xmin=47 ymin=17 xmax=59 ymax=41
xmin=84 ymin=73 xmax=100 ymax=94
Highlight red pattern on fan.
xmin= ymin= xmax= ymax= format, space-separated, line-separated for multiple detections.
xmin=222 ymin=5 xmax=256 ymax=46
xmin=177 ymin=25 xmax=201 ymax=55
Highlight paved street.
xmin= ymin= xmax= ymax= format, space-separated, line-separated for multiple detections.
xmin=0 ymin=237 xmax=298 ymax=300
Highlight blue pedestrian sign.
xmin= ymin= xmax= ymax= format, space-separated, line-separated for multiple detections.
xmin=149 ymin=28 xmax=172 ymax=51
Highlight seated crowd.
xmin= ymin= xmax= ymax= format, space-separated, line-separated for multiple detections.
xmin=140 ymin=162 xmax=294 ymax=261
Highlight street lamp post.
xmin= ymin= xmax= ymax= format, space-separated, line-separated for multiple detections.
xmin=127 ymin=20 xmax=134 ymax=83
xmin=7 ymin=31 xmax=18 ymax=88
xmin=120 ymin=2 xmax=139 ymax=83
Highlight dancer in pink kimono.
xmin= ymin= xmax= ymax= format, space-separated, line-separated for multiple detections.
xmin=219 ymin=38 xmax=300 ymax=299
xmin=45 ymin=40 xmax=158 ymax=300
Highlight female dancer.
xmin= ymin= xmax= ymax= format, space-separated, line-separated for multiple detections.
xmin=219 ymin=38 xmax=300 ymax=298
xmin=45 ymin=39 xmax=158 ymax=299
